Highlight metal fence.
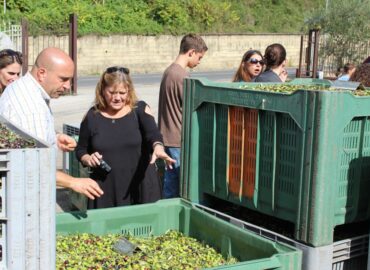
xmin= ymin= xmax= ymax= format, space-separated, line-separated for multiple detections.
xmin=297 ymin=30 xmax=370 ymax=78
xmin=23 ymin=14 xmax=77 ymax=94
xmin=0 ymin=15 xmax=78 ymax=94
xmin=318 ymin=37 xmax=370 ymax=77
xmin=0 ymin=20 xmax=22 ymax=52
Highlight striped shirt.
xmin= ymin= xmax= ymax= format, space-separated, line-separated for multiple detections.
xmin=0 ymin=72 xmax=56 ymax=146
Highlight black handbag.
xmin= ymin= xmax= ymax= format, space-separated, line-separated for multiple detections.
xmin=130 ymin=103 xmax=162 ymax=204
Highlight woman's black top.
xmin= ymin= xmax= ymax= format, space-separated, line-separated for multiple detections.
xmin=76 ymin=101 xmax=162 ymax=209
xmin=255 ymin=70 xmax=282 ymax=82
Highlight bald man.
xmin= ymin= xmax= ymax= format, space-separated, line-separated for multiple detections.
xmin=0 ymin=47 xmax=103 ymax=200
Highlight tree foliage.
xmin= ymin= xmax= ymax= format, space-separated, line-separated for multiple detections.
xmin=1 ymin=0 xmax=322 ymax=36
xmin=304 ymin=0 xmax=370 ymax=69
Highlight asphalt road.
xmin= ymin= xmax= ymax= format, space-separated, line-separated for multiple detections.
xmin=55 ymin=67 xmax=298 ymax=132
xmin=76 ymin=69 xmax=237 ymax=90
xmin=76 ymin=68 xmax=297 ymax=90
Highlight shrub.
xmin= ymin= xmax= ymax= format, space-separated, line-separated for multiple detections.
xmin=1 ymin=0 xmax=322 ymax=35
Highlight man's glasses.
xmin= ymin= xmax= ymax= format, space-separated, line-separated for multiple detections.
xmin=106 ymin=66 xmax=130 ymax=74
xmin=247 ymin=58 xmax=264 ymax=65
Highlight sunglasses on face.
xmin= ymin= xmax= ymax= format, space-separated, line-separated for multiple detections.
xmin=247 ymin=58 xmax=264 ymax=65
xmin=106 ymin=66 xmax=130 ymax=74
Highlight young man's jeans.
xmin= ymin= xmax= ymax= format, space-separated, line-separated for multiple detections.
xmin=163 ymin=147 xmax=181 ymax=198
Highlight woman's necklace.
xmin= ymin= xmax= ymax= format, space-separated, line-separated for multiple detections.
xmin=103 ymin=106 xmax=130 ymax=124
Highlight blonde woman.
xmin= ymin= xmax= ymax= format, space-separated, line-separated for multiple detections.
xmin=76 ymin=66 xmax=175 ymax=209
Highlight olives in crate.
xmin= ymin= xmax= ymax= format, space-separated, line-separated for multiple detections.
xmin=0 ymin=123 xmax=36 ymax=149
xmin=57 ymin=230 xmax=237 ymax=269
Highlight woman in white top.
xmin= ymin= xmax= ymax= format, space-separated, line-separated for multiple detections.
xmin=337 ymin=63 xmax=356 ymax=81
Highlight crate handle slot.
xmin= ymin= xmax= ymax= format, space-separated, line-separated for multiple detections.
xmin=271 ymin=113 xmax=277 ymax=211
xmin=0 ymin=152 xmax=9 ymax=171
xmin=253 ymin=112 xmax=261 ymax=207
xmin=261 ymin=98 xmax=266 ymax=109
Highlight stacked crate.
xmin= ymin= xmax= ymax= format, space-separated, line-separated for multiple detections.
xmin=62 ymin=123 xmax=89 ymax=210
xmin=62 ymin=123 xmax=88 ymax=178
xmin=60 ymin=124 xmax=304 ymax=268
xmin=57 ymin=198 xmax=302 ymax=269
xmin=0 ymin=116 xmax=56 ymax=270
xmin=181 ymin=78 xmax=370 ymax=269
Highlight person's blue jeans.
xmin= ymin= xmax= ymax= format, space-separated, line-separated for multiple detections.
xmin=163 ymin=147 xmax=181 ymax=198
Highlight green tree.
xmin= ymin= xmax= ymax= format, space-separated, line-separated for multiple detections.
xmin=305 ymin=0 xmax=370 ymax=71
xmin=1 ymin=0 xmax=323 ymax=35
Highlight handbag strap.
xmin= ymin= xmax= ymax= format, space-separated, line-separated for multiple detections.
xmin=133 ymin=101 xmax=145 ymax=130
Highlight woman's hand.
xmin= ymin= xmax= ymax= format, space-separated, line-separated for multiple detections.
xmin=151 ymin=143 xmax=176 ymax=170
xmin=279 ymin=69 xmax=288 ymax=82
xmin=81 ymin=152 xmax=103 ymax=167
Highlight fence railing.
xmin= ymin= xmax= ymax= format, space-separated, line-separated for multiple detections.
xmin=0 ymin=20 xmax=22 ymax=52
xmin=319 ymin=37 xmax=370 ymax=77
xmin=297 ymin=30 xmax=369 ymax=78
xmin=1 ymin=15 xmax=78 ymax=95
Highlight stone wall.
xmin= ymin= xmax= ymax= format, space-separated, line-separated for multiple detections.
xmin=27 ymin=34 xmax=303 ymax=75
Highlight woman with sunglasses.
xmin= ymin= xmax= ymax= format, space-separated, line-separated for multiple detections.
xmin=76 ymin=66 xmax=175 ymax=209
xmin=232 ymin=50 xmax=264 ymax=82
xmin=255 ymin=43 xmax=288 ymax=82
xmin=0 ymin=49 xmax=23 ymax=94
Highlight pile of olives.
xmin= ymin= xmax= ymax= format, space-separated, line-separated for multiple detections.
xmin=57 ymin=230 xmax=238 ymax=269
xmin=239 ymin=84 xmax=370 ymax=96
xmin=0 ymin=123 xmax=36 ymax=149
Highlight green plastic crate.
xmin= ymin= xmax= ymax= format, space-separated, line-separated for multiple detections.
xmin=66 ymin=133 xmax=89 ymax=178
xmin=181 ymin=78 xmax=370 ymax=247
xmin=65 ymin=135 xmax=89 ymax=210
xmin=68 ymin=149 xmax=89 ymax=178
xmin=56 ymin=198 xmax=301 ymax=270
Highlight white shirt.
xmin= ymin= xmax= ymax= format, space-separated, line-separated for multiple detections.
xmin=337 ymin=74 xmax=350 ymax=81
xmin=0 ymin=72 xmax=56 ymax=146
